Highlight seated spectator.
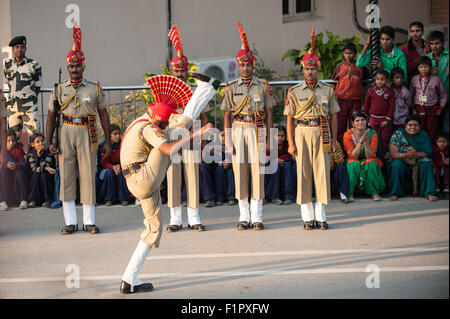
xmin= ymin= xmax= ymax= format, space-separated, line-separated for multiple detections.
xmin=330 ymin=140 xmax=351 ymax=204
xmin=27 ymin=133 xmax=56 ymax=208
xmin=387 ymin=115 xmax=438 ymax=202
xmin=433 ymin=133 xmax=449 ymax=199
xmin=265 ymin=125 xmax=296 ymax=205
xmin=96 ymin=124 xmax=130 ymax=206
xmin=390 ymin=67 xmax=412 ymax=131
xmin=343 ymin=110 xmax=385 ymax=202
xmin=0 ymin=129 xmax=29 ymax=210
xmin=214 ymin=130 xmax=236 ymax=206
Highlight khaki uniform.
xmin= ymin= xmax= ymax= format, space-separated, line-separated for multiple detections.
xmin=121 ymin=113 xmax=193 ymax=247
xmin=283 ymin=81 xmax=340 ymax=206
xmin=166 ymin=83 xmax=207 ymax=210
xmin=3 ymin=57 xmax=42 ymax=135
xmin=48 ymin=79 xmax=105 ymax=206
xmin=221 ymin=77 xmax=276 ymax=201
xmin=0 ymin=89 xmax=7 ymax=118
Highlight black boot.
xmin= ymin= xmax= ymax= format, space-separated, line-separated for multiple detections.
xmin=120 ymin=280 xmax=154 ymax=294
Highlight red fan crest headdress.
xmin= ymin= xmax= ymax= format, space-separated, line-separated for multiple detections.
xmin=169 ymin=25 xmax=189 ymax=70
xmin=146 ymin=75 xmax=193 ymax=121
xmin=301 ymin=27 xmax=321 ymax=70
xmin=236 ymin=22 xmax=254 ymax=66
xmin=66 ymin=22 xmax=85 ymax=67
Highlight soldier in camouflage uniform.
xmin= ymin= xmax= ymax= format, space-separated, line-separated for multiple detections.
xmin=3 ymin=36 xmax=42 ymax=136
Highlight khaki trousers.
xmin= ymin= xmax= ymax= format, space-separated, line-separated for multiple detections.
xmin=167 ymin=150 xmax=199 ymax=209
xmin=59 ymin=123 xmax=97 ymax=206
xmin=231 ymin=121 xmax=265 ymax=200
xmin=125 ymin=147 xmax=171 ymax=248
xmin=294 ymin=126 xmax=331 ymax=205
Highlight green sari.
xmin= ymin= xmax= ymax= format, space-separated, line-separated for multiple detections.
xmin=387 ymin=129 xmax=436 ymax=197
xmin=346 ymin=129 xmax=385 ymax=196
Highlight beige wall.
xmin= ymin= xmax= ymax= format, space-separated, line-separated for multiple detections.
xmin=1 ymin=0 xmax=435 ymax=89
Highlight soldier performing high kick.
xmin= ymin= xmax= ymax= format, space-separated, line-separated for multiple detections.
xmin=221 ymin=22 xmax=275 ymax=231
xmin=46 ymin=23 xmax=111 ymax=235
xmin=284 ymin=28 xmax=339 ymax=231
xmin=166 ymin=25 xmax=209 ymax=232
xmin=119 ymin=73 xmax=219 ymax=294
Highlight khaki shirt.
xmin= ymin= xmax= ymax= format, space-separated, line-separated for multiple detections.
xmin=47 ymin=79 xmax=106 ymax=115
xmin=0 ymin=89 xmax=7 ymax=118
xmin=284 ymin=81 xmax=340 ymax=119
xmin=120 ymin=113 xmax=168 ymax=166
xmin=3 ymin=57 xmax=42 ymax=112
xmin=221 ymin=77 xmax=276 ymax=114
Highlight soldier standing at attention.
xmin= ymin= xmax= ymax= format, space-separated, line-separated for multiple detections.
xmin=46 ymin=23 xmax=111 ymax=235
xmin=221 ymin=22 xmax=275 ymax=231
xmin=166 ymin=25 xmax=209 ymax=232
xmin=119 ymin=73 xmax=218 ymax=294
xmin=284 ymin=28 xmax=340 ymax=231
xmin=3 ymin=36 xmax=42 ymax=140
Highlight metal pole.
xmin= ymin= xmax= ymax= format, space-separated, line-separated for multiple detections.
xmin=166 ymin=0 xmax=172 ymax=69
xmin=369 ymin=0 xmax=380 ymax=79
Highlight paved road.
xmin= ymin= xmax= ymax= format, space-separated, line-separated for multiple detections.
xmin=0 ymin=197 xmax=448 ymax=300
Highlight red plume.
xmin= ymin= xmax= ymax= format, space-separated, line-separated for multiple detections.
xmin=169 ymin=25 xmax=183 ymax=57
xmin=310 ymin=26 xmax=315 ymax=55
xmin=238 ymin=21 xmax=250 ymax=51
xmin=72 ymin=21 xmax=82 ymax=52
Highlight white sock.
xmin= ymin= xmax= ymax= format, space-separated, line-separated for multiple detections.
xmin=314 ymin=202 xmax=327 ymax=222
xmin=250 ymin=198 xmax=263 ymax=223
xmin=301 ymin=202 xmax=314 ymax=222
xmin=63 ymin=201 xmax=77 ymax=225
xmin=340 ymin=192 xmax=347 ymax=200
xmin=82 ymin=204 xmax=95 ymax=225
xmin=238 ymin=199 xmax=250 ymax=222
xmin=122 ymin=240 xmax=151 ymax=288
xmin=183 ymin=80 xmax=217 ymax=120
xmin=187 ymin=207 xmax=201 ymax=225
xmin=169 ymin=206 xmax=182 ymax=225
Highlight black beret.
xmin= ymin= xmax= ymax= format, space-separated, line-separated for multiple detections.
xmin=9 ymin=36 xmax=26 ymax=47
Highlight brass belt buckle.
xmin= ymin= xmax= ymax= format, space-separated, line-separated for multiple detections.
xmin=245 ymin=115 xmax=252 ymax=121
xmin=73 ymin=117 xmax=81 ymax=124
xmin=309 ymin=120 xmax=317 ymax=126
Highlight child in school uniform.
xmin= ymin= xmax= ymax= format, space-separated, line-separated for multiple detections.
xmin=390 ymin=67 xmax=413 ymax=131
xmin=27 ymin=133 xmax=56 ymax=208
xmin=0 ymin=130 xmax=29 ymax=210
xmin=96 ymin=124 xmax=131 ymax=206
xmin=410 ymin=56 xmax=447 ymax=142
xmin=363 ymin=69 xmax=395 ymax=157
xmin=433 ymin=133 xmax=449 ymax=199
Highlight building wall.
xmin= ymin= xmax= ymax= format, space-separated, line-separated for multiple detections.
xmin=0 ymin=0 xmax=437 ymax=89
xmin=431 ymin=0 xmax=449 ymax=24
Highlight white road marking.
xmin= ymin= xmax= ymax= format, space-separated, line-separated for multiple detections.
xmin=0 ymin=265 xmax=448 ymax=283
xmin=147 ymin=246 xmax=449 ymax=260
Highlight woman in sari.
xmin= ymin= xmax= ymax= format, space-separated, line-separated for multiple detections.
xmin=343 ymin=110 xmax=385 ymax=201
xmin=387 ymin=115 xmax=438 ymax=201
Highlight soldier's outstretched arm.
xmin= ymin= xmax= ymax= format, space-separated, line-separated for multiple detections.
xmin=158 ymin=123 xmax=212 ymax=157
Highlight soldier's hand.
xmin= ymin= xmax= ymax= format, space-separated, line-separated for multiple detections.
xmin=331 ymin=140 xmax=337 ymax=153
xmin=45 ymin=167 xmax=56 ymax=175
xmin=102 ymin=143 xmax=112 ymax=161
xmin=288 ymin=144 xmax=298 ymax=157
xmin=49 ymin=144 xmax=59 ymax=155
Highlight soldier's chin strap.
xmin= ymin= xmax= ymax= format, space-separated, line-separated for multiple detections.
xmin=183 ymin=78 xmax=217 ymax=120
